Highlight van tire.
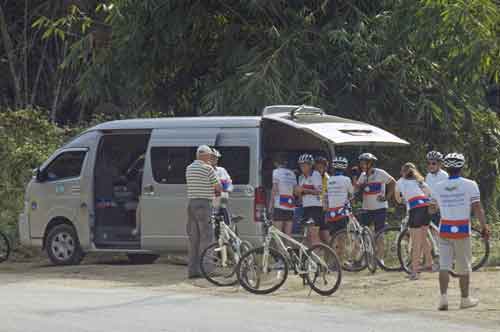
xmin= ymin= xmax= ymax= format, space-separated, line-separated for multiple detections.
xmin=127 ymin=254 xmax=159 ymax=265
xmin=46 ymin=224 xmax=84 ymax=266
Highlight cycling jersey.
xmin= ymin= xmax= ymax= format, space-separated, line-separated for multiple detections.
xmin=272 ymin=167 xmax=297 ymax=211
xmin=425 ymin=169 xmax=448 ymax=194
xmin=357 ymin=168 xmax=394 ymax=210
xmin=215 ymin=167 xmax=233 ymax=193
xmin=396 ymin=178 xmax=431 ymax=210
xmin=299 ymin=170 xmax=322 ymax=207
xmin=433 ymin=176 xmax=480 ymax=239
xmin=326 ymin=174 xmax=353 ymax=222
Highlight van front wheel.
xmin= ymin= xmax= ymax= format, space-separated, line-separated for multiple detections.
xmin=46 ymin=224 xmax=84 ymax=266
xmin=127 ymin=254 xmax=159 ymax=265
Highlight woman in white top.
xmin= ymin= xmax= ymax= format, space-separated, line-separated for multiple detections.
xmin=395 ymin=162 xmax=432 ymax=280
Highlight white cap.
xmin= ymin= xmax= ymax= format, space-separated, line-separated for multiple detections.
xmin=196 ymin=145 xmax=214 ymax=156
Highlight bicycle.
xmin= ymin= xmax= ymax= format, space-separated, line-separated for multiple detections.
xmin=329 ymin=205 xmax=377 ymax=273
xmin=200 ymin=211 xmax=252 ymax=286
xmin=397 ymin=215 xmax=489 ymax=277
xmin=0 ymin=230 xmax=11 ymax=263
xmin=236 ymin=213 xmax=342 ymax=296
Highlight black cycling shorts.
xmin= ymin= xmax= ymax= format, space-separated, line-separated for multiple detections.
xmin=408 ymin=206 xmax=431 ymax=228
xmin=360 ymin=208 xmax=387 ymax=233
xmin=328 ymin=216 xmax=348 ymax=234
xmin=303 ymin=206 xmax=328 ymax=230
xmin=273 ymin=208 xmax=294 ymax=222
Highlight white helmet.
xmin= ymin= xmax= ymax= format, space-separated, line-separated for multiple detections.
xmin=443 ymin=153 xmax=465 ymax=168
xmin=358 ymin=152 xmax=378 ymax=161
xmin=332 ymin=156 xmax=348 ymax=169
xmin=426 ymin=150 xmax=443 ymax=161
xmin=298 ymin=154 xmax=314 ymax=164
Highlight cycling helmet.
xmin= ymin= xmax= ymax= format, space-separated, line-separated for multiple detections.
xmin=332 ymin=156 xmax=348 ymax=169
xmin=298 ymin=154 xmax=314 ymax=164
xmin=443 ymin=153 xmax=465 ymax=168
xmin=315 ymin=156 xmax=328 ymax=165
xmin=358 ymin=153 xmax=378 ymax=161
xmin=212 ymin=149 xmax=221 ymax=158
xmin=426 ymin=150 xmax=443 ymax=161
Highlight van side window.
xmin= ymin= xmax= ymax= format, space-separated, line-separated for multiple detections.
xmin=44 ymin=151 xmax=87 ymax=181
xmin=216 ymin=147 xmax=250 ymax=184
xmin=150 ymin=147 xmax=196 ymax=184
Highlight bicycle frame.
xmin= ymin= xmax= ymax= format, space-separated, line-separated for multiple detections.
xmin=212 ymin=213 xmax=245 ymax=268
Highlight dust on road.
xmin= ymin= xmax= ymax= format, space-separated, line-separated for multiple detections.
xmin=1 ymin=254 xmax=499 ymax=329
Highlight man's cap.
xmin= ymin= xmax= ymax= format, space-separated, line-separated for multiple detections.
xmin=197 ymin=145 xmax=214 ymax=155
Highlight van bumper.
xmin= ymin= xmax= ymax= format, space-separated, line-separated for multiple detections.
xmin=18 ymin=213 xmax=31 ymax=246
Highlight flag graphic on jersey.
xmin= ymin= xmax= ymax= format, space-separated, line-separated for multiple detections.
xmin=220 ymin=179 xmax=231 ymax=192
xmin=302 ymin=184 xmax=315 ymax=190
xmin=440 ymin=219 xmax=470 ymax=239
xmin=363 ymin=182 xmax=382 ymax=195
xmin=408 ymin=195 xmax=430 ymax=209
xmin=279 ymin=195 xmax=295 ymax=209
xmin=326 ymin=206 xmax=347 ymax=222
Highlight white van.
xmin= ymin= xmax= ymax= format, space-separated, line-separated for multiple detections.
xmin=18 ymin=105 xmax=408 ymax=265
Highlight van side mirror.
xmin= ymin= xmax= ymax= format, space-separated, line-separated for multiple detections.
xmin=34 ymin=168 xmax=46 ymax=182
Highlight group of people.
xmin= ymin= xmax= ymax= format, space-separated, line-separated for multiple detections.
xmin=185 ymin=144 xmax=491 ymax=311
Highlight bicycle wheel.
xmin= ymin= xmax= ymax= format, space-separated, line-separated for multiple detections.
xmin=375 ymin=226 xmax=403 ymax=271
xmin=305 ymin=244 xmax=342 ymax=296
xmin=0 ymin=231 xmax=10 ymax=263
xmin=200 ymin=242 xmax=239 ymax=287
xmin=449 ymin=228 xmax=490 ymax=277
xmin=237 ymin=246 xmax=288 ymax=295
xmin=330 ymin=229 xmax=366 ymax=272
xmin=362 ymin=227 xmax=377 ymax=274
xmin=397 ymin=229 xmax=412 ymax=274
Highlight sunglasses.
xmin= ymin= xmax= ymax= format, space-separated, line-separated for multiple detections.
xmin=427 ymin=161 xmax=438 ymax=166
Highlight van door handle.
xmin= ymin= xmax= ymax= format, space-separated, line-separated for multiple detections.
xmin=143 ymin=184 xmax=155 ymax=196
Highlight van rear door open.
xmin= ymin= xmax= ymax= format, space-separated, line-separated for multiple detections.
xmin=262 ymin=105 xmax=409 ymax=147
xmin=140 ymin=129 xmax=219 ymax=251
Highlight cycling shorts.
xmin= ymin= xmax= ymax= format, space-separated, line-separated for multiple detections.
xmin=360 ymin=208 xmax=387 ymax=232
xmin=303 ymin=206 xmax=327 ymax=230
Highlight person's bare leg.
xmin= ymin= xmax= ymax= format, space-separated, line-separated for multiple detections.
xmin=459 ymin=274 xmax=470 ymax=298
xmin=409 ymin=228 xmax=419 ymax=274
xmin=439 ymin=271 xmax=449 ymax=295
xmin=376 ymin=229 xmax=384 ymax=261
xmin=422 ymin=227 xmax=433 ymax=269
xmin=283 ymin=221 xmax=294 ymax=236
xmin=273 ymin=221 xmax=283 ymax=233
xmin=308 ymin=226 xmax=321 ymax=246
xmin=320 ymin=229 xmax=331 ymax=245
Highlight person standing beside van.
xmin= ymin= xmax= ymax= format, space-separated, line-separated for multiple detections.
xmin=269 ymin=153 xmax=297 ymax=236
xmin=315 ymin=156 xmax=331 ymax=243
xmin=395 ymin=162 xmax=432 ymax=280
xmin=211 ymin=149 xmax=233 ymax=225
xmin=185 ymin=145 xmax=221 ymax=279
xmin=296 ymin=154 xmax=323 ymax=245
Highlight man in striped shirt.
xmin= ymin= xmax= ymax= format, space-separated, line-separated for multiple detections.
xmin=185 ymin=145 xmax=221 ymax=278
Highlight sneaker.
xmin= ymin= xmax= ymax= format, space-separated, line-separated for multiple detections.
xmin=460 ymin=297 xmax=479 ymax=309
xmin=408 ymin=272 xmax=419 ymax=281
xmin=438 ymin=295 xmax=448 ymax=311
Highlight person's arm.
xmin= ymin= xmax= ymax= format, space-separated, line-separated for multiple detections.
xmin=302 ymin=173 xmax=322 ymax=195
xmin=381 ymin=171 xmax=396 ymax=202
xmin=223 ymin=168 xmax=234 ymax=192
xmin=472 ymin=202 xmax=490 ymax=239
xmin=420 ymin=181 xmax=432 ymax=197
xmin=208 ymin=167 xmax=221 ymax=194
xmin=394 ymin=181 xmax=403 ymax=204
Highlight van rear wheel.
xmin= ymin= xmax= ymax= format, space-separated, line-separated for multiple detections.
xmin=46 ymin=224 xmax=84 ymax=266
xmin=127 ymin=253 xmax=159 ymax=265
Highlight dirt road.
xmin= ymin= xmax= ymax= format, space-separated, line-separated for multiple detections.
xmin=1 ymin=255 xmax=499 ymax=330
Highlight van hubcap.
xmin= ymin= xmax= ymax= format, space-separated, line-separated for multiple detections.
xmin=51 ymin=232 xmax=75 ymax=261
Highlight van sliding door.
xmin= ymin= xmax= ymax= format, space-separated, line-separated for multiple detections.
xmin=140 ymin=129 xmax=219 ymax=251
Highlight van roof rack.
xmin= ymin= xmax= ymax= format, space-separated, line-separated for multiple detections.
xmin=262 ymin=105 xmax=325 ymax=118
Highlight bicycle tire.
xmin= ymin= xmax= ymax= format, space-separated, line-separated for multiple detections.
xmin=305 ymin=243 xmax=342 ymax=296
xmin=200 ymin=242 xmax=239 ymax=287
xmin=330 ymin=229 xmax=366 ymax=272
xmin=0 ymin=231 xmax=10 ymax=263
xmin=237 ymin=246 xmax=288 ymax=295
xmin=362 ymin=227 xmax=377 ymax=274
xmin=449 ymin=227 xmax=490 ymax=277
xmin=375 ymin=226 xmax=403 ymax=271
xmin=397 ymin=228 xmax=413 ymax=275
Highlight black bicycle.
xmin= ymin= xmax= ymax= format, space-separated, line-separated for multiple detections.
xmin=0 ymin=230 xmax=11 ymax=263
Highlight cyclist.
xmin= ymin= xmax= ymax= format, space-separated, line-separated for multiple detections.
xmin=433 ymin=153 xmax=490 ymax=310
xmin=315 ymin=156 xmax=331 ymax=243
xmin=356 ymin=153 xmax=396 ymax=260
xmin=269 ymin=152 xmax=297 ymax=236
xmin=325 ymin=156 xmax=353 ymax=260
xmin=424 ymin=150 xmax=448 ymax=270
xmin=296 ymin=154 xmax=323 ymax=245
xmin=395 ymin=162 xmax=432 ymax=280
xmin=212 ymin=149 xmax=233 ymax=225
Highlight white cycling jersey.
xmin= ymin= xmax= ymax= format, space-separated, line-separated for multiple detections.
xmin=326 ymin=174 xmax=353 ymax=222
xmin=299 ymin=170 xmax=323 ymax=207
xmin=433 ymin=176 xmax=480 ymax=239
xmin=357 ymin=168 xmax=394 ymax=210
xmin=272 ymin=167 xmax=297 ymax=211
xmin=396 ymin=178 xmax=431 ymax=211
xmin=213 ymin=166 xmax=232 ymax=208
xmin=425 ymin=169 xmax=448 ymax=194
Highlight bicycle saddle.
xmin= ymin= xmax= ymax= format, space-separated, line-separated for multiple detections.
xmin=300 ymin=218 xmax=315 ymax=226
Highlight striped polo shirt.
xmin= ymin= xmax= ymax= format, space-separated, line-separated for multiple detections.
xmin=186 ymin=160 xmax=219 ymax=200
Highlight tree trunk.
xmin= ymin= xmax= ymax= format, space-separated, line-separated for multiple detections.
xmin=0 ymin=4 xmax=23 ymax=107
